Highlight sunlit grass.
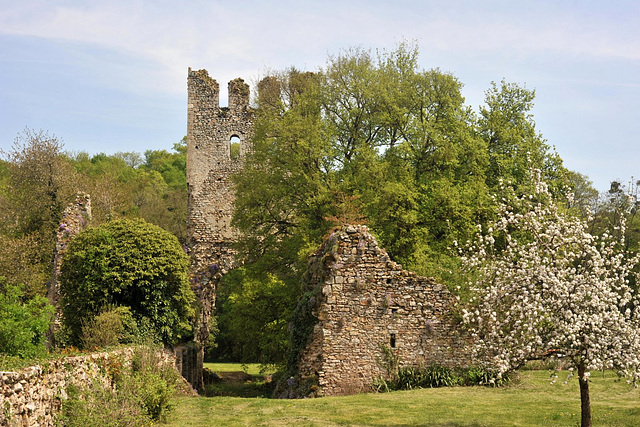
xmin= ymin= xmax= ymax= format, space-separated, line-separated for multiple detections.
xmin=168 ymin=369 xmax=640 ymax=426
xmin=203 ymin=362 xmax=275 ymax=376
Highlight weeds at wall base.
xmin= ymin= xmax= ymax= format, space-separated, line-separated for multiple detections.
xmin=373 ymin=364 xmax=511 ymax=392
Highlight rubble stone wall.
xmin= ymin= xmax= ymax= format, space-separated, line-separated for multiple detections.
xmin=185 ymin=69 xmax=254 ymax=389
xmin=47 ymin=192 xmax=91 ymax=339
xmin=0 ymin=347 xmax=175 ymax=427
xmin=297 ymin=225 xmax=472 ymax=395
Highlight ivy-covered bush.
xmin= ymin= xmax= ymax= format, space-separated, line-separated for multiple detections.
xmin=60 ymin=218 xmax=195 ymax=347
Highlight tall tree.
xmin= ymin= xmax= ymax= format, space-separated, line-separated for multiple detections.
xmin=479 ymin=80 xmax=567 ymax=192
xmin=0 ymin=129 xmax=78 ymax=296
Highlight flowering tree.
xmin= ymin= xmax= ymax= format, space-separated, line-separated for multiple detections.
xmin=460 ymin=171 xmax=640 ymax=427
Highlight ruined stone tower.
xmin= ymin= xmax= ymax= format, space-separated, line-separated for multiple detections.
xmin=186 ymin=68 xmax=254 ymax=349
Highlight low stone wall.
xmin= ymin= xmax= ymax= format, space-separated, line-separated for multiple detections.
xmin=0 ymin=347 xmax=175 ymax=426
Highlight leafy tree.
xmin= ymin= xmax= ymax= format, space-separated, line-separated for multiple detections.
xmin=212 ymin=266 xmax=297 ymax=364
xmin=0 ymin=278 xmax=54 ymax=358
xmin=70 ymin=141 xmax=187 ymax=243
xmin=590 ymin=179 xmax=640 ymax=253
xmin=0 ymin=129 xmax=78 ymax=296
xmin=229 ymin=44 xmax=580 ymax=361
xmin=479 ymin=80 xmax=567 ymax=193
xmin=234 ymin=43 xmax=493 ymax=285
xmin=565 ymin=170 xmax=599 ymax=219
xmin=460 ymin=170 xmax=640 ymax=427
xmin=60 ymin=218 xmax=195 ymax=346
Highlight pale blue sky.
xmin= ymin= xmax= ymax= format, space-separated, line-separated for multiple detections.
xmin=1 ymin=0 xmax=638 ymax=192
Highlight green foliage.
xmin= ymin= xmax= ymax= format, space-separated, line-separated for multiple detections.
xmin=130 ymin=347 xmax=180 ymax=421
xmin=285 ymin=288 xmax=320 ymax=374
xmin=0 ymin=279 xmax=53 ymax=358
xmin=80 ymin=308 xmax=124 ymax=350
xmin=60 ymin=218 xmax=195 ymax=347
xmin=230 ymin=140 xmax=241 ymax=160
xmin=0 ymin=129 xmax=78 ymax=297
xmin=479 ymin=79 xmax=567 ymax=193
xmin=213 ymin=266 xmax=298 ymax=365
xmin=60 ymin=381 xmax=150 ymax=427
xmin=80 ymin=306 xmax=160 ymax=350
xmin=374 ymin=364 xmax=509 ymax=392
xmin=69 ymin=138 xmax=187 ymax=243
xmin=233 ymin=42 xmax=570 ymax=305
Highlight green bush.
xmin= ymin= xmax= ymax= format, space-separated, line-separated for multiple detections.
xmin=60 ymin=218 xmax=195 ymax=346
xmin=130 ymin=346 xmax=179 ymax=420
xmin=80 ymin=309 xmax=124 ymax=350
xmin=0 ymin=279 xmax=53 ymax=358
xmin=59 ymin=381 xmax=149 ymax=427
xmin=80 ymin=306 xmax=160 ymax=350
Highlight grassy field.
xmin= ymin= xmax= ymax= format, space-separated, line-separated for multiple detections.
xmin=168 ymin=367 xmax=640 ymax=426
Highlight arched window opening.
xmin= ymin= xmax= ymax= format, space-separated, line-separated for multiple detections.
xmin=230 ymin=135 xmax=241 ymax=160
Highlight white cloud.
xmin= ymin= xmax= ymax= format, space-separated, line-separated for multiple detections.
xmin=3 ymin=1 xmax=638 ymax=80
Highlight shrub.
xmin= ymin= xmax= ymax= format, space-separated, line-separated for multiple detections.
xmin=60 ymin=346 xmax=180 ymax=425
xmin=130 ymin=346 xmax=180 ymax=421
xmin=79 ymin=306 xmax=160 ymax=350
xmin=60 ymin=218 xmax=195 ymax=346
xmin=59 ymin=381 xmax=148 ymax=427
xmin=80 ymin=309 xmax=124 ymax=350
xmin=0 ymin=280 xmax=53 ymax=358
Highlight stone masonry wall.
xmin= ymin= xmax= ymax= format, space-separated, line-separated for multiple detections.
xmin=0 ymin=347 xmax=176 ymax=427
xmin=186 ymin=69 xmax=254 ymax=349
xmin=47 ymin=192 xmax=91 ymax=342
xmin=297 ymin=225 xmax=472 ymax=396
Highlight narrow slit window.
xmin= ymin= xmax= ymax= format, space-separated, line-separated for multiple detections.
xmin=230 ymin=135 xmax=241 ymax=160
xmin=390 ymin=333 xmax=396 ymax=348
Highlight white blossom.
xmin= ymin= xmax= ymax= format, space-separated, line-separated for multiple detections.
xmin=459 ymin=169 xmax=640 ymax=427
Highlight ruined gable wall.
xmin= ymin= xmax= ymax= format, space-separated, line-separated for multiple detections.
xmin=186 ymin=68 xmax=254 ymax=354
xmin=298 ymin=225 xmax=471 ymax=396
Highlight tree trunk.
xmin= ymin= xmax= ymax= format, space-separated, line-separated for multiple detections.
xmin=578 ymin=362 xmax=591 ymax=427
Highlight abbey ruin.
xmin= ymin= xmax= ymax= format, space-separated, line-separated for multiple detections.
xmin=186 ymin=69 xmax=471 ymax=396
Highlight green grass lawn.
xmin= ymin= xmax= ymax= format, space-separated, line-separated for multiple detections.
xmin=168 ymin=369 xmax=640 ymax=426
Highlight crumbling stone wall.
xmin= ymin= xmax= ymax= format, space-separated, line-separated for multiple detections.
xmin=295 ymin=225 xmax=471 ymax=396
xmin=47 ymin=192 xmax=91 ymax=344
xmin=0 ymin=347 xmax=176 ymax=427
xmin=186 ymin=69 xmax=254 ymax=371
